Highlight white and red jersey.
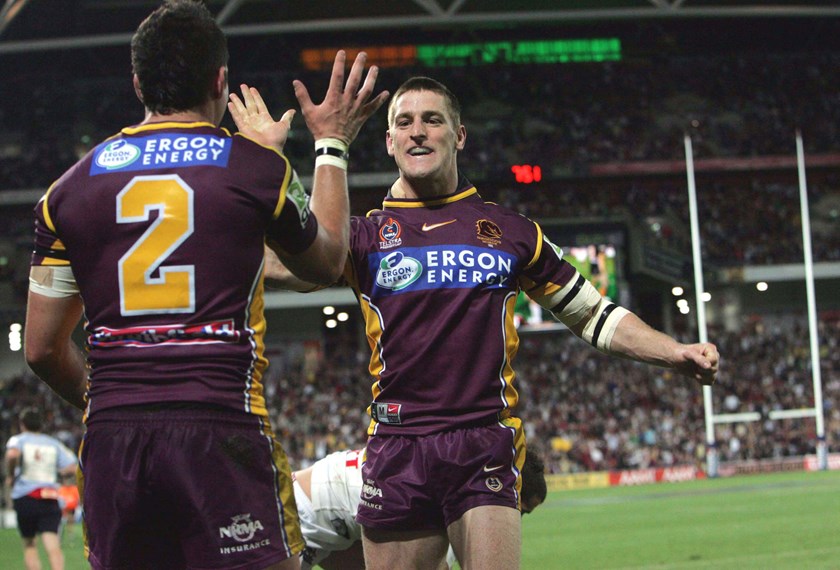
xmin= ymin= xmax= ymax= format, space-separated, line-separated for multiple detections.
xmin=295 ymin=448 xmax=364 ymax=569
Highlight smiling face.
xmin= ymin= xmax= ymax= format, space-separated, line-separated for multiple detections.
xmin=386 ymin=89 xmax=466 ymax=197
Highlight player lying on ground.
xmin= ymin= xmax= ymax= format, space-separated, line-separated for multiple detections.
xmin=292 ymin=448 xmax=547 ymax=569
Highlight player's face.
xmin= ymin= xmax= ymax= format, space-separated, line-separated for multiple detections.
xmin=386 ymin=90 xmax=466 ymax=186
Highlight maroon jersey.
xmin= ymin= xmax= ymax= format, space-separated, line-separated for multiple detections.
xmin=31 ymin=122 xmax=318 ymax=418
xmin=345 ymin=177 xmax=578 ymax=435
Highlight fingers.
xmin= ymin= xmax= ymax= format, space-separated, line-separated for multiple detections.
xmin=342 ymin=51 xmax=367 ymax=101
xmin=250 ymin=87 xmax=269 ymax=117
xmin=292 ymin=79 xmax=313 ymax=111
xmin=326 ymin=50 xmax=347 ymax=99
xmin=279 ymin=109 xmax=296 ymax=128
xmin=293 ymin=50 xmax=387 ymax=143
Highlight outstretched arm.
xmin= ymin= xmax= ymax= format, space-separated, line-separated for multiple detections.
xmin=598 ymin=312 xmax=718 ymax=385
xmin=229 ymin=51 xmax=388 ymax=285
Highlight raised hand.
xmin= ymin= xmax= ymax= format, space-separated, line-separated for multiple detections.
xmin=293 ymin=50 xmax=390 ymax=145
xmin=228 ymin=85 xmax=295 ymax=152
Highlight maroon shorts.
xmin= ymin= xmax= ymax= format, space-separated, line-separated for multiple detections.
xmin=356 ymin=416 xmax=526 ymax=530
xmin=80 ymin=407 xmax=303 ymax=569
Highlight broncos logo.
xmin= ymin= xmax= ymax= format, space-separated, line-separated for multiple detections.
xmin=476 ymin=219 xmax=502 ymax=246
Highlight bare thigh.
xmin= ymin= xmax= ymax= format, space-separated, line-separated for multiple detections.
xmin=362 ymin=527 xmax=449 ymax=570
xmin=447 ymin=505 xmax=521 ymax=570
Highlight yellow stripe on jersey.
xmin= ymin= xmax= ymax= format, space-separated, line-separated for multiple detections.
xmin=500 ymin=292 xmax=521 ymax=410
xmin=259 ymin=418 xmax=305 ymax=557
xmin=358 ymin=293 xmax=386 ymax=434
xmin=382 ymin=186 xmax=477 ymax=209
xmin=245 ymin=273 xmax=270 ymax=417
xmin=524 ymin=222 xmax=544 ymax=269
xmin=121 ymin=121 xmax=216 ymax=135
xmin=499 ymin=415 xmax=527 ymax=509
xmin=41 ymin=183 xmax=58 ymax=233
xmin=271 ymin=154 xmax=293 ymax=220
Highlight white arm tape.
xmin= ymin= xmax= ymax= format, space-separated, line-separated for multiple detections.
xmin=29 ymin=265 xmax=79 ymax=298
xmin=543 ymin=274 xmax=603 ymax=328
xmin=581 ymin=301 xmax=630 ymax=351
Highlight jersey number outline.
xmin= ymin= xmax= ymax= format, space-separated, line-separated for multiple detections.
xmin=117 ymin=174 xmax=196 ymax=316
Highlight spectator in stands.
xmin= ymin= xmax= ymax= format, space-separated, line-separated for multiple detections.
xmin=4 ymin=407 xmax=77 ymax=570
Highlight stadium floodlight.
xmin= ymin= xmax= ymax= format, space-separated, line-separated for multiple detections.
xmin=671 ymin=286 xmax=684 ymax=296
xmin=337 ymin=312 xmax=349 ymax=322
xmin=325 ymin=319 xmax=337 ymax=329
xmin=756 ymin=281 xmax=769 ymax=292
xmin=322 ymin=306 xmax=336 ymax=316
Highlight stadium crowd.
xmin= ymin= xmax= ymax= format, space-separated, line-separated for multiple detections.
xmin=2 ymin=49 xmax=840 ymax=190
xmin=2 ymin=314 xmax=838 ymax=481
xmin=2 ymin=50 xmax=839 ymax=283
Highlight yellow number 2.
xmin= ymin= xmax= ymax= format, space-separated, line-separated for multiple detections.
xmin=117 ymin=175 xmax=195 ymax=316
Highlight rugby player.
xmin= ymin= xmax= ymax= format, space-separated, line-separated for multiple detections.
xmin=256 ymin=76 xmax=718 ymax=569
xmin=4 ymin=408 xmax=78 ymax=570
xmin=22 ymin=1 xmax=387 ymax=568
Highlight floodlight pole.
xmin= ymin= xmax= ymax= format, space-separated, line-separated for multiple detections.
xmin=795 ymin=130 xmax=828 ymax=471
xmin=683 ymin=134 xmax=717 ymax=477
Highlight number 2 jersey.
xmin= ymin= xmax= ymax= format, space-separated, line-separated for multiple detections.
xmin=344 ymin=176 xmax=580 ymax=436
xmin=30 ymin=122 xmax=318 ymax=419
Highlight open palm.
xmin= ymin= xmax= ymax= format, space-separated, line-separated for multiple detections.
xmin=228 ymin=84 xmax=294 ymax=152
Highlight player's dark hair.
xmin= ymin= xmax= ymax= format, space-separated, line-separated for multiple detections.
xmin=19 ymin=407 xmax=44 ymax=432
xmin=131 ymin=0 xmax=228 ymax=114
xmin=521 ymin=451 xmax=547 ymax=506
xmin=388 ymin=76 xmax=462 ymax=128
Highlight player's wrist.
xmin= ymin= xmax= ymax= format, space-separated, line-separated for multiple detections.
xmin=314 ymin=138 xmax=349 ymax=171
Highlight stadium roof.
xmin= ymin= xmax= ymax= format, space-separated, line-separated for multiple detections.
xmin=2 ymin=0 xmax=840 ymax=54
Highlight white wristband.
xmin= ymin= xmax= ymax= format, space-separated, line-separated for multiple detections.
xmin=315 ymin=154 xmax=348 ymax=170
xmin=314 ymin=137 xmax=349 ymax=153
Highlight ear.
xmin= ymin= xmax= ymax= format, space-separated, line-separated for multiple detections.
xmin=133 ymin=74 xmax=144 ymax=103
xmin=455 ymin=124 xmax=466 ymax=151
xmin=212 ymin=66 xmax=228 ymax=99
xmin=386 ymin=128 xmax=395 ymax=157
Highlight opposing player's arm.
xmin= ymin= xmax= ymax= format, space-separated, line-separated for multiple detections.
xmin=3 ymin=447 xmax=19 ymax=506
xmin=24 ymin=268 xmax=88 ymax=410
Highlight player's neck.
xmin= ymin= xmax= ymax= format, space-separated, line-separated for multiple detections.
xmin=390 ymin=173 xmax=457 ymax=200
xmin=140 ymin=110 xmax=213 ymax=125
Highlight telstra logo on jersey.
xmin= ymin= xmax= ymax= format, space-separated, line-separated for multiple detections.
xmin=378 ymin=218 xmax=403 ymax=249
xmin=375 ymin=252 xmax=422 ymax=290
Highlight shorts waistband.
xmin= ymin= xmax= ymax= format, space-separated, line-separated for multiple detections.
xmin=87 ymin=404 xmax=260 ymax=426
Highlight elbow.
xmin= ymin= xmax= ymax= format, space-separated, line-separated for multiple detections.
xmin=24 ymin=342 xmax=57 ymax=376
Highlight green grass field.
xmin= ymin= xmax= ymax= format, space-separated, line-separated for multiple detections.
xmin=2 ymin=470 xmax=838 ymax=569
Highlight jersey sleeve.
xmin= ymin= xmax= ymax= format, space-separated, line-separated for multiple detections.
xmin=232 ymin=134 xmax=319 ymax=256
xmin=31 ymin=187 xmax=71 ymax=267
xmin=517 ymin=222 xmax=581 ymax=312
xmin=265 ymin=167 xmax=319 ymax=255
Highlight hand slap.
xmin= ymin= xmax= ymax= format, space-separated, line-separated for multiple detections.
xmin=228 ymin=84 xmax=295 ymax=152
xmin=292 ymin=50 xmax=390 ymax=145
